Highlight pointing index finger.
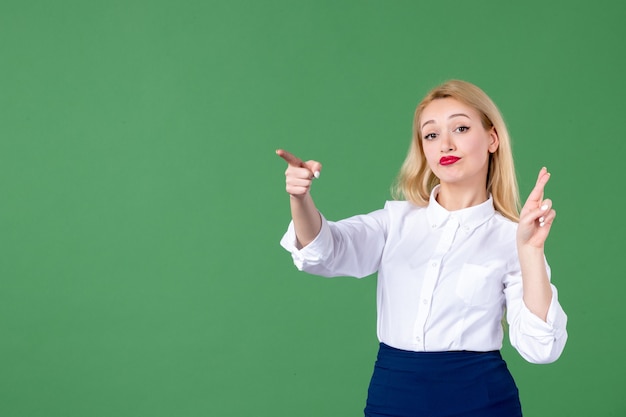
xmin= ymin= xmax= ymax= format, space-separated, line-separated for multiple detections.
xmin=276 ymin=149 xmax=304 ymax=167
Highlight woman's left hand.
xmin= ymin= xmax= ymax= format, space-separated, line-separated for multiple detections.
xmin=517 ymin=167 xmax=556 ymax=249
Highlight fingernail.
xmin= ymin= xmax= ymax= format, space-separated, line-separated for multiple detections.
xmin=541 ymin=204 xmax=548 ymax=211
xmin=540 ymin=221 xmax=545 ymax=227
xmin=539 ymin=217 xmax=545 ymax=223
xmin=314 ymin=171 xmax=320 ymax=179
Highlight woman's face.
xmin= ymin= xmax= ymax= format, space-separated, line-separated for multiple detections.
xmin=419 ymin=98 xmax=499 ymax=189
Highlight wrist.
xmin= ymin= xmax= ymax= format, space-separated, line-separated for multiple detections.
xmin=289 ymin=193 xmax=309 ymax=201
xmin=517 ymin=244 xmax=545 ymax=260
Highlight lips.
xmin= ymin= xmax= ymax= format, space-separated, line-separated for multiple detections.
xmin=439 ymin=156 xmax=460 ymax=166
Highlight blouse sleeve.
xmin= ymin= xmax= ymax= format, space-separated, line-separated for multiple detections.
xmin=279 ymin=207 xmax=389 ymax=278
xmin=504 ymin=261 xmax=568 ymax=364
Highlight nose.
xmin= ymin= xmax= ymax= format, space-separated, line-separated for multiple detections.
xmin=440 ymin=132 xmax=455 ymax=153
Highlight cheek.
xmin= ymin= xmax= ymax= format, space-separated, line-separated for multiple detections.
xmin=421 ymin=141 xmax=438 ymax=159
xmin=464 ymin=135 xmax=492 ymax=156
xmin=421 ymin=143 xmax=439 ymax=166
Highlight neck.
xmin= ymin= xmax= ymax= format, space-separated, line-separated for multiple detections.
xmin=436 ymin=183 xmax=489 ymax=211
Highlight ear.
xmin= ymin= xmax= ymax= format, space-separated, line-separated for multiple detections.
xmin=488 ymin=127 xmax=499 ymax=153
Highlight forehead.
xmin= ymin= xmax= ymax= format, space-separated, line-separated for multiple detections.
xmin=420 ymin=98 xmax=480 ymax=127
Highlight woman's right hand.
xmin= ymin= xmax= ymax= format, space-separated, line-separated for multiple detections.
xmin=276 ymin=149 xmax=323 ymax=198
xmin=276 ymin=149 xmax=323 ymax=247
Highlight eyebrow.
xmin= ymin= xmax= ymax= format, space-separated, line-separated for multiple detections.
xmin=421 ymin=113 xmax=472 ymax=129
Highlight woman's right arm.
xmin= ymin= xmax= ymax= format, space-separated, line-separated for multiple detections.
xmin=276 ymin=149 xmax=323 ymax=248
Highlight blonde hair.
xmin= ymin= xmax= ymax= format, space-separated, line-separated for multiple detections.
xmin=393 ymin=80 xmax=520 ymax=222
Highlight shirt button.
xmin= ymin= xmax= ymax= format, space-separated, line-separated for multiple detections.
xmin=422 ymin=299 xmax=428 ymax=305
xmin=431 ymin=262 xmax=437 ymax=268
xmin=431 ymin=224 xmax=437 ymax=229
xmin=464 ymin=226 xmax=470 ymax=231
xmin=416 ymin=336 xmax=422 ymax=342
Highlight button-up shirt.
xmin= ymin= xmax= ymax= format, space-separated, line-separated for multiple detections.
xmin=280 ymin=187 xmax=568 ymax=364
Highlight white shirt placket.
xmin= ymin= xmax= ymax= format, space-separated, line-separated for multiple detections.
xmin=412 ymin=215 xmax=460 ymax=350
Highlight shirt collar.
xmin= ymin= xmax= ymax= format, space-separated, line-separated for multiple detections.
xmin=426 ymin=185 xmax=495 ymax=231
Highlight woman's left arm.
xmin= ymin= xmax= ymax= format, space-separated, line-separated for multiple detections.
xmin=516 ymin=167 xmax=558 ymax=321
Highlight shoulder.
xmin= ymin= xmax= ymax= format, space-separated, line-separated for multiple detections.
xmin=488 ymin=212 xmax=519 ymax=261
xmin=491 ymin=210 xmax=518 ymax=232
xmin=380 ymin=200 xmax=428 ymax=229
xmin=383 ymin=200 xmax=425 ymax=214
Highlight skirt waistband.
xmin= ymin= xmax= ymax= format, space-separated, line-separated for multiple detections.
xmin=375 ymin=343 xmax=503 ymax=377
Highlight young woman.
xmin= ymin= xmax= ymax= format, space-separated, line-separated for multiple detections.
xmin=277 ymin=80 xmax=568 ymax=417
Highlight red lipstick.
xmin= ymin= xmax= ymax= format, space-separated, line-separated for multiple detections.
xmin=439 ymin=156 xmax=460 ymax=166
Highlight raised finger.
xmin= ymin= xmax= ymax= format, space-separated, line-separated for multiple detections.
xmin=525 ymin=167 xmax=550 ymax=206
xmin=276 ymin=149 xmax=304 ymax=167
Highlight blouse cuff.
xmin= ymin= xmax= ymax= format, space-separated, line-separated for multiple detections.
xmin=519 ymin=285 xmax=567 ymax=339
xmin=279 ymin=214 xmax=333 ymax=270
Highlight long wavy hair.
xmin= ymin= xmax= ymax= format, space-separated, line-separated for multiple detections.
xmin=393 ymin=80 xmax=520 ymax=222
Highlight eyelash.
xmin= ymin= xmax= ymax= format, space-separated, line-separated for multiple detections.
xmin=423 ymin=126 xmax=470 ymax=140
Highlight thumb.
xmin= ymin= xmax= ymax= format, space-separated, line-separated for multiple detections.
xmin=304 ymin=160 xmax=322 ymax=179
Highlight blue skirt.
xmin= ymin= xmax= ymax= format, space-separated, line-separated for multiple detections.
xmin=364 ymin=343 xmax=522 ymax=417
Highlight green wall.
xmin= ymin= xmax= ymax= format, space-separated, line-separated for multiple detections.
xmin=1 ymin=1 xmax=624 ymax=415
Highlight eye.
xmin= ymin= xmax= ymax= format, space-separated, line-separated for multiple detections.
xmin=454 ymin=126 xmax=470 ymax=133
xmin=423 ymin=132 xmax=437 ymax=140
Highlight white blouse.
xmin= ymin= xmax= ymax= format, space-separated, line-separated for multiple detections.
xmin=280 ymin=187 xmax=568 ymax=364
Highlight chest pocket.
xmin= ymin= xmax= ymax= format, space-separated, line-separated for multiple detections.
xmin=455 ymin=263 xmax=503 ymax=306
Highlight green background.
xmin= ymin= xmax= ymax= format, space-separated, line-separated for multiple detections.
xmin=1 ymin=1 xmax=624 ymax=416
